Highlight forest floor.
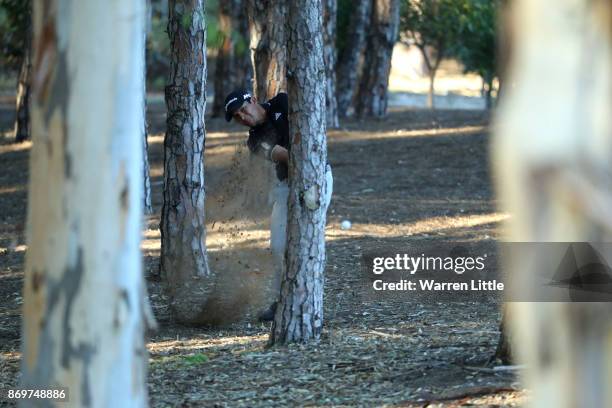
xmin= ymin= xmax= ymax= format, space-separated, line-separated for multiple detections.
xmin=0 ymin=98 xmax=526 ymax=407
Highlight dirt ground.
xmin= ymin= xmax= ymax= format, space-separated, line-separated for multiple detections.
xmin=0 ymin=97 xmax=526 ymax=407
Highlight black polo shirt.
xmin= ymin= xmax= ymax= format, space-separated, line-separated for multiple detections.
xmin=246 ymin=93 xmax=289 ymax=181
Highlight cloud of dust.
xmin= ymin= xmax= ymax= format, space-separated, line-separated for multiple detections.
xmin=195 ymin=144 xmax=278 ymax=325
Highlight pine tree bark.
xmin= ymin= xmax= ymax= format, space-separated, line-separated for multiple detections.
xmin=212 ymin=0 xmax=250 ymax=117
xmin=247 ymin=0 xmax=287 ymax=100
xmin=21 ymin=1 xmax=150 ymax=405
xmin=494 ymin=0 xmax=612 ymax=405
xmin=336 ymin=0 xmax=371 ymax=118
xmin=270 ymin=0 xmax=329 ymax=345
xmin=354 ymin=0 xmax=400 ymax=119
xmin=161 ymin=0 xmax=213 ymax=323
xmin=323 ymin=0 xmax=339 ymax=128
xmin=236 ymin=4 xmax=254 ymax=90
xmin=14 ymin=12 xmax=32 ymax=143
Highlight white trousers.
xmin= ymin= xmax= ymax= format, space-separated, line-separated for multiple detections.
xmin=270 ymin=164 xmax=333 ymax=296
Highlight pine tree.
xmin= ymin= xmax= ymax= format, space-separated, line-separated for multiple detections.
xmin=270 ymin=0 xmax=330 ymax=344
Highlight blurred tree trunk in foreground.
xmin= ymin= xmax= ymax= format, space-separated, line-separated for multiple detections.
xmin=212 ymin=0 xmax=252 ymax=117
xmin=323 ymin=0 xmax=339 ymax=128
xmin=247 ymin=0 xmax=287 ymax=101
xmin=14 ymin=8 xmax=31 ymax=143
xmin=270 ymin=0 xmax=329 ymax=345
xmin=161 ymin=0 xmax=213 ymax=323
xmin=494 ymin=0 xmax=612 ymax=406
xmin=354 ymin=0 xmax=400 ymax=118
xmin=21 ymin=1 xmax=150 ymax=405
xmin=336 ymin=0 xmax=371 ymax=118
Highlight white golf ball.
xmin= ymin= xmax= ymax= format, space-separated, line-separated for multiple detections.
xmin=340 ymin=220 xmax=352 ymax=230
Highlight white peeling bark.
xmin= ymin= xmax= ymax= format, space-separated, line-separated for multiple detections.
xmin=21 ymin=1 xmax=150 ymax=406
xmin=494 ymin=0 xmax=612 ymax=406
xmin=270 ymin=0 xmax=329 ymax=345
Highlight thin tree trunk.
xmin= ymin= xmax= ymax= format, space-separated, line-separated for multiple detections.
xmin=270 ymin=0 xmax=329 ymax=345
xmin=485 ymin=75 xmax=494 ymax=110
xmin=492 ymin=307 xmax=512 ymax=364
xmin=212 ymin=0 xmax=241 ymax=117
xmin=14 ymin=12 xmax=31 ymax=143
xmin=143 ymin=116 xmax=152 ymax=214
xmin=428 ymin=69 xmax=436 ymax=109
xmin=354 ymin=0 xmax=400 ymax=118
xmin=323 ymin=0 xmax=339 ymax=128
xmin=247 ymin=0 xmax=287 ymax=100
xmin=494 ymin=0 xmax=612 ymax=405
xmin=336 ymin=0 xmax=371 ymax=118
xmin=143 ymin=0 xmax=153 ymax=215
xmin=21 ymin=1 xmax=150 ymax=405
xmin=237 ymin=4 xmax=253 ymax=90
xmin=161 ymin=0 xmax=212 ymax=323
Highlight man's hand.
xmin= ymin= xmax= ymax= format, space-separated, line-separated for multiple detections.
xmin=271 ymin=145 xmax=289 ymax=164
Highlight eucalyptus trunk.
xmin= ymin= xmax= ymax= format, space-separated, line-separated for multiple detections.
xmin=494 ymin=0 xmax=612 ymax=405
xmin=21 ymin=1 xmax=150 ymax=405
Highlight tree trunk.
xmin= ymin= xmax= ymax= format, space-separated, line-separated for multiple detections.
xmin=161 ymin=0 xmax=212 ymax=323
xmin=427 ymin=69 xmax=436 ymax=109
xmin=247 ymin=0 xmax=287 ymax=100
xmin=14 ymin=15 xmax=32 ymax=143
xmin=21 ymin=1 xmax=150 ymax=405
xmin=336 ymin=0 xmax=371 ymax=118
xmin=143 ymin=0 xmax=153 ymax=215
xmin=236 ymin=4 xmax=253 ymax=90
xmin=270 ymin=0 xmax=329 ymax=345
xmin=323 ymin=0 xmax=339 ymax=128
xmin=492 ymin=307 xmax=512 ymax=364
xmin=212 ymin=0 xmax=249 ymax=117
xmin=484 ymin=75 xmax=494 ymax=110
xmin=354 ymin=0 xmax=400 ymax=119
xmin=494 ymin=0 xmax=612 ymax=405
xmin=143 ymin=114 xmax=152 ymax=214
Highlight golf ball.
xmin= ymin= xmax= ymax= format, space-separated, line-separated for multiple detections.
xmin=340 ymin=220 xmax=352 ymax=230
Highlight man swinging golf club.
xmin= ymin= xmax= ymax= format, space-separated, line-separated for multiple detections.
xmin=223 ymin=89 xmax=333 ymax=321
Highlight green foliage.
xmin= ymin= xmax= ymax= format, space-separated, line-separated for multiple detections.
xmin=454 ymin=0 xmax=499 ymax=83
xmin=182 ymin=353 xmax=209 ymax=365
xmin=400 ymin=0 xmax=499 ymax=81
xmin=0 ymin=0 xmax=31 ymax=72
xmin=400 ymin=0 xmax=466 ymax=70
